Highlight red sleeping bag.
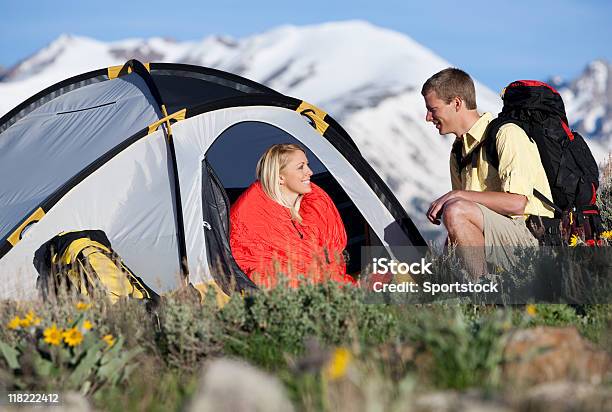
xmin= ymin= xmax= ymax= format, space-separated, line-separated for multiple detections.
xmin=230 ymin=181 xmax=355 ymax=288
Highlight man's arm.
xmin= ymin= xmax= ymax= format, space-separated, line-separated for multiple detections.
xmin=460 ymin=190 xmax=527 ymax=216
xmin=427 ymin=190 xmax=527 ymax=224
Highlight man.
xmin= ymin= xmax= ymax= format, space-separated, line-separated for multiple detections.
xmin=421 ymin=68 xmax=554 ymax=278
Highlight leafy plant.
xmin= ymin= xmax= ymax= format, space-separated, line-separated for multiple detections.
xmin=597 ymin=154 xmax=612 ymax=231
xmin=0 ymin=304 xmax=141 ymax=395
xmin=155 ymin=293 xmax=224 ymax=371
xmin=400 ymin=306 xmax=510 ymax=390
xmin=219 ymin=280 xmax=396 ymax=369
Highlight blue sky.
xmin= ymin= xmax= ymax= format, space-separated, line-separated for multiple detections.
xmin=2 ymin=0 xmax=610 ymax=92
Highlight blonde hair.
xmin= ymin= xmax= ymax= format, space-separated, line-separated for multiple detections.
xmin=256 ymin=143 xmax=306 ymax=223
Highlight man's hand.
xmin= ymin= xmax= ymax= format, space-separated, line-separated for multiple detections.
xmin=427 ymin=190 xmax=465 ymax=225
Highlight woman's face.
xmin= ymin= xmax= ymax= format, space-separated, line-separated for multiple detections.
xmin=279 ymin=150 xmax=313 ymax=196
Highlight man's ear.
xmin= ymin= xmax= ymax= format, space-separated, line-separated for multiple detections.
xmin=453 ymin=96 xmax=463 ymax=112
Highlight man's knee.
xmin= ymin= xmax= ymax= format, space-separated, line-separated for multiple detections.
xmin=442 ymin=198 xmax=481 ymax=228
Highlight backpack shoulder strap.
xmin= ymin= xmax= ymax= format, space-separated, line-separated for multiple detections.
xmin=484 ymin=118 xmax=563 ymax=214
xmin=533 ymin=189 xmax=563 ymax=214
xmin=481 ymin=117 xmax=522 ymax=170
xmin=451 ymin=139 xmax=464 ymax=171
xmin=454 ymin=117 xmax=508 ymax=174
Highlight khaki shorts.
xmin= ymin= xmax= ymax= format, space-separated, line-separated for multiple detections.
xmin=476 ymin=204 xmax=538 ymax=270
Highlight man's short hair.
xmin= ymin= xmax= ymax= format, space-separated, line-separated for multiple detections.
xmin=421 ymin=68 xmax=477 ymax=110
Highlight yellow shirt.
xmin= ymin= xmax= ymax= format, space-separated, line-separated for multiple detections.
xmin=449 ymin=112 xmax=555 ymax=218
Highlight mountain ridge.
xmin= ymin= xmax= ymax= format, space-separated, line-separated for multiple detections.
xmin=1 ymin=21 xmax=609 ymax=240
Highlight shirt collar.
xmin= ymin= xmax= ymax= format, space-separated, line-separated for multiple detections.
xmin=461 ymin=112 xmax=493 ymax=154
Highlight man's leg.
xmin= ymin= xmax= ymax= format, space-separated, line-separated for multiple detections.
xmin=442 ymin=198 xmax=486 ymax=279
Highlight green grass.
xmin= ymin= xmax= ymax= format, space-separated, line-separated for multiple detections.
xmin=2 ymin=290 xmax=611 ymax=411
xmin=1 ymin=156 xmax=610 ymax=410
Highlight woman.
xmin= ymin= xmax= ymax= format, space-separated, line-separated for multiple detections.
xmin=230 ymin=143 xmax=355 ymax=288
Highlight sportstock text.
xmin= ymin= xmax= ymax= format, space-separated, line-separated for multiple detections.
xmin=370 ymin=258 xmax=499 ymax=296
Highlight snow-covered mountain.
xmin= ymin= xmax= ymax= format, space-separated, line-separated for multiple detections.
xmin=551 ymin=59 xmax=611 ymax=162
xmin=2 ymin=21 xmax=608 ymax=240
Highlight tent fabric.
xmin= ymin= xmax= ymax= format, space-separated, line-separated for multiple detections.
xmin=229 ymin=181 xmax=353 ymax=288
xmin=0 ymin=71 xmax=109 ymax=134
xmin=150 ymin=64 xmax=280 ymax=114
xmin=181 ymin=95 xmax=419 ymax=244
xmin=0 ymin=60 xmax=427 ymax=299
xmin=0 ymin=63 xmax=280 ymax=136
xmin=0 ymin=128 xmax=180 ymax=298
xmin=199 ymin=121 xmax=365 ymax=275
xmin=171 ymin=105 xmax=417 ymax=286
xmin=201 ymin=159 xmax=257 ymax=294
xmin=0 ymin=73 xmax=163 ymax=239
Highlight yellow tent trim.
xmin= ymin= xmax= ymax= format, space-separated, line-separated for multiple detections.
xmin=147 ymin=109 xmax=187 ymax=135
xmin=8 ymin=207 xmax=45 ymax=246
xmin=192 ymin=281 xmax=231 ymax=308
xmin=296 ymin=101 xmax=329 ymax=135
xmin=107 ymin=63 xmax=151 ymax=80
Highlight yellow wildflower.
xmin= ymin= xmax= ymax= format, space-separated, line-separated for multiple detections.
xmin=43 ymin=324 xmax=63 ymax=346
xmin=63 ymin=327 xmax=84 ymax=347
xmin=102 ymin=334 xmax=116 ymax=348
xmin=19 ymin=317 xmax=31 ymax=328
xmin=75 ymin=302 xmax=91 ymax=311
xmin=600 ymin=230 xmax=612 ymax=240
xmin=324 ymin=347 xmax=352 ymax=380
xmin=25 ymin=310 xmax=41 ymax=326
xmin=526 ymin=304 xmax=537 ymax=317
xmin=568 ymin=235 xmax=579 ymax=247
xmin=82 ymin=320 xmax=93 ymax=331
xmin=7 ymin=316 xmax=21 ymax=330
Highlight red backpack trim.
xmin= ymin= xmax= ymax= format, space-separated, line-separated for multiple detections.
xmin=560 ymin=120 xmax=575 ymax=141
xmin=508 ymin=80 xmax=560 ymax=95
xmin=590 ymin=183 xmax=597 ymax=205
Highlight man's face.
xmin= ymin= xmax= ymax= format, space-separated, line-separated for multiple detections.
xmin=424 ymin=91 xmax=458 ymax=136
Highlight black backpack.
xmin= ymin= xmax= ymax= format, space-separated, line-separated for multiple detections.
xmin=454 ymin=80 xmax=603 ymax=243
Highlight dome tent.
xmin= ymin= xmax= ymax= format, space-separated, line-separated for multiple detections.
xmin=0 ymin=59 xmax=426 ymax=299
